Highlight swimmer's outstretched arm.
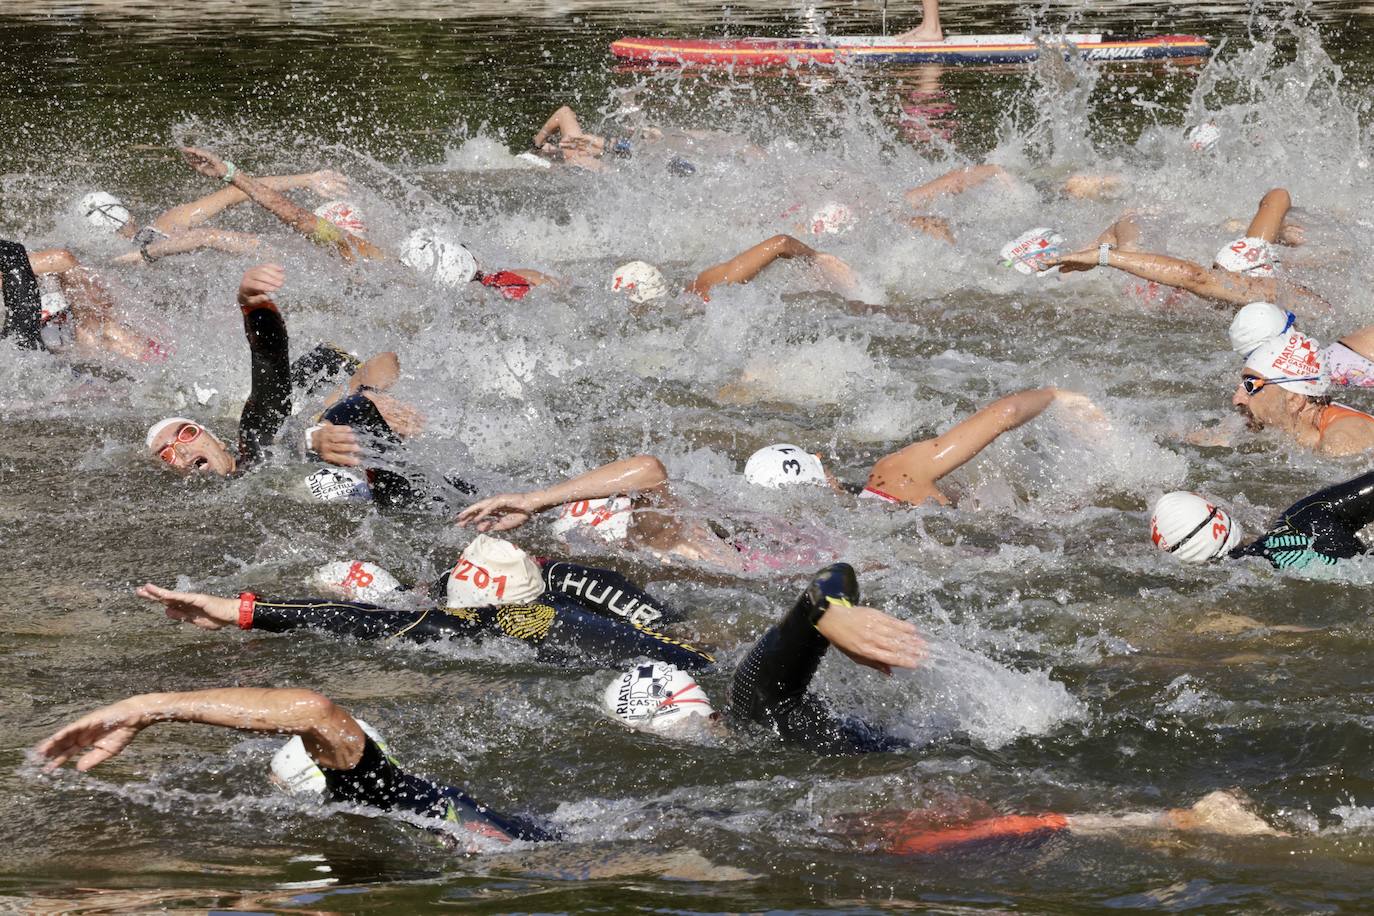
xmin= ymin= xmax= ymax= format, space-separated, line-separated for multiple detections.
xmin=458 ymin=454 xmax=669 ymax=532
xmin=1048 ymin=247 xmax=1291 ymax=308
xmin=27 ymin=248 xmax=80 ymax=275
xmin=902 ymin=164 xmax=1010 ymax=210
xmin=1243 ymin=188 xmax=1292 ymax=243
xmin=687 ymin=234 xmax=854 ymax=299
xmin=34 ymin=687 xmax=366 ymax=773
xmin=866 ymin=388 xmax=1104 ymax=504
xmin=149 ymin=169 xmax=350 ymax=236
xmin=110 ymin=227 xmax=263 ymax=266
xmin=181 ymin=147 xmax=383 ymax=263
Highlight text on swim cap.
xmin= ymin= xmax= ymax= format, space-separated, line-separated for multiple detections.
xmin=450 ymin=559 xmax=508 ymax=599
xmin=339 ymin=561 xmax=375 ymax=589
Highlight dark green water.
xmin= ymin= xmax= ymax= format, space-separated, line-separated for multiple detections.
xmin=5 ymin=1 xmax=1374 ymax=912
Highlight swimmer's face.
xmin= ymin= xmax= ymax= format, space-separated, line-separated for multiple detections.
xmin=1233 ymin=375 xmax=1290 ymax=431
xmin=150 ymin=422 xmax=235 ymax=477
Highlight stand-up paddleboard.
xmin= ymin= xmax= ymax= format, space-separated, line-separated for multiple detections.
xmin=610 ymin=33 xmax=1209 ymax=67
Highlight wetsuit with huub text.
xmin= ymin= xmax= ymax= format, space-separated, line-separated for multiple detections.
xmin=727 ymin=563 xmax=908 ymax=756
xmin=1230 ymin=469 xmax=1374 ymax=569
xmin=322 ymin=736 xmax=556 ymax=843
xmin=239 ymin=588 xmax=713 ymax=671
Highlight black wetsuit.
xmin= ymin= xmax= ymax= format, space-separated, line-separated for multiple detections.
xmin=727 ymin=563 xmax=907 ymax=756
xmin=318 ymin=392 xmax=477 ymax=508
xmin=322 ymin=736 xmax=555 ymax=843
xmin=1230 ymin=469 xmax=1374 ymax=569
xmin=0 ymin=240 xmax=44 ymax=351
xmin=242 ymin=569 xmax=713 ymax=671
xmin=236 ymin=301 xmax=293 ymax=471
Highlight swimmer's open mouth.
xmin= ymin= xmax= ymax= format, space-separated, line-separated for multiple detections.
xmin=193 ymin=457 xmax=208 ymax=470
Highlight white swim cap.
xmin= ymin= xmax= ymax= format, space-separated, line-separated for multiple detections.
xmin=1243 ymin=332 xmax=1329 ymax=397
xmin=1150 ymin=492 xmax=1243 ymax=563
xmin=313 ymin=200 xmax=366 ymax=236
xmin=145 ymin=416 xmax=199 ymax=452
xmin=610 ymin=261 xmax=668 ymax=304
xmin=310 ymin=560 xmax=402 ymax=604
xmin=809 ymin=201 xmax=855 ymax=236
xmin=39 ymin=289 xmax=69 ymax=324
xmin=446 ymin=534 xmax=544 ymax=608
xmin=548 ymin=496 xmax=632 ymax=542
xmin=401 ymin=228 xmax=478 ymax=287
xmin=515 ymin=150 xmax=553 ymax=170
xmin=1228 ymin=302 xmax=1294 ymax=355
xmin=999 ymin=227 xmax=1065 ymax=276
xmin=79 ymin=191 xmax=130 ymax=231
xmin=1214 ymin=236 xmax=1277 ymax=277
xmin=270 ymin=719 xmax=388 ymax=796
xmin=743 ymin=444 xmax=828 ymax=488
xmin=1186 ymin=122 xmax=1222 ymax=153
xmin=603 ymin=662 xmax=714 ymax=731
xmin=304 ymin=467 xmax=373 ymax=503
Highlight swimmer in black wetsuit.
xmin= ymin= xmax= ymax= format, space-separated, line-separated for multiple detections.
xmin=33 ymin=687 xmax=555 ymax=847
xmin=1153 ymin=469 xmax=1374 ymax=570
xmin=134 ymin=540 xmax=714 ymax=671
xmin=143 ymin=263 xmax=462 ymax=506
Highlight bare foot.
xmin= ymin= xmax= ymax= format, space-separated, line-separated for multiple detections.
xmin=897 ymin=24 xmax=944 ymax=42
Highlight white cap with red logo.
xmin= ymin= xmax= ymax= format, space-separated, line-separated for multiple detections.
xmin=446 ymin=534 xmax=544 ymax=608
xmin=548 ymin=496 xmax=632 ymax=542
xmin=603 ymin=662 xmax=715 ymax=732
xmin=1149 ymin=492 xmax=1243 ymax=563
xmin=610 ymin=261 xmax=668 ymax=304
xmin=310 ymin=560 xmax=402 ymax=604
xmin=1214 ymin=236 xmax=1277 ymax=277
xmin=809 ymin=201 xmax=855 ymax=236
xmin=1243 ymin=332 xmax=1330 ymax=397
xmin=313 ymin=200 xmax=366 ymax=236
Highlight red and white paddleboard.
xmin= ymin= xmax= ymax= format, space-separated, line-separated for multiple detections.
xmin=610 ymin=33 xmax=1210 ymax=67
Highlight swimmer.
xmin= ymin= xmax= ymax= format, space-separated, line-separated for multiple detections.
xmin=33 ymin=686 xmax=555 ymax=848
xmin=77 ymin=167 xmax=347 ymax=267
xmin=529 ymin=104 xmax=728 ymax=174
xmin=610 ymin=234 xmax=858 ymax=306
xmin=180 ymin=147 xmax=386 ymax=262
xmin=1229 ymin=301 xmax=1374 ymax=387
xmin=457 ymin=388 xmax=1106 ymax=569
xmin=1048 ymin=189 xmax=1330 ymax=312
xmin=1230 ymin=331 xmax=1374 ymax=457
xmin=0 ymin=241 xmax=169 ymax=364
xmin=135 ymin=534 xmax=715 ymax=671
xmin=144 ymin=263 xmax=445 ymax=506
xmin=1151 ymin=467 xmax=1374 ymax=569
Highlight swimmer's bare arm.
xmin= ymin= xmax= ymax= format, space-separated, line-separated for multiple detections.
xmin=1244 ymin=188 xmax=1292 ymax=242
xmin=457 ymin=454 xmax=669 ymax=532
xmin=181 ymin=147 xmax=383 ymax=263
xmin=149 ymin=170 xmax=349 ymax=235
xmin=866 ymin=389 xmax=1101 ymax=502
xmin=27 ymin=248 xmax=79 ymax=275
xmin=688 ymin=234 xmax=837 ymax=299
xmin=816 ymin=602 xmax=927 ymax=675
xmin=533 ymin=105 xmax=605 ymax=153
xmin=902 ymin=164 xmax=1010 ymax=210
xmin=111 ymin=228 xmax=262 ymax=265
xmin=34 ymin=686 xmax=366 ymax=773
xmin=1049 ymin=248 xmax=1275 ymax=306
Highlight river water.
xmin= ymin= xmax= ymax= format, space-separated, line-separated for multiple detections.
xmin=4 ymin=0 xmax=1374 ymax=911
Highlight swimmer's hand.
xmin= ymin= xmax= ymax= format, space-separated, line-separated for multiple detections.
xmin=1052 ymin=390 xmax=1110 ymax=427
xmin=816 ymin=603 xmax=927 ymax=676
xmin=456 ymin=492 xmax=541 ymax=532
xmin=137 ymin=583 xmax=237 ymax=630
xmin=181 ymin=146 xmax=230 ymax=181
xmin=238 ymin=263 xmax=286 ymax=309
xmin=1045 ymin=248 xmax=1098 ymax=274
xmin=35 ymin=697 xmax=152 ymax=772
xmin=309 ymin=169 xmax=349 ymax=198
xmin=809 ymin=252 xmax=860 ymax=294
xmin=313 ymin=421 xmax=363 ymax=467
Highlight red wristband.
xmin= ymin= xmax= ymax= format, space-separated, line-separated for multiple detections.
xmin=238 ymin=592 xmax=256 ymax=630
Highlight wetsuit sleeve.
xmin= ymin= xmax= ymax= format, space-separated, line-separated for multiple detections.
xmin=533 ymin=595 xmax=713 ymax=671
xmin=291 ymin=342 xmax=360 ymax=395
xmin=0 ymin=240 xmax=44 ymax=350
xmin=540 ymin=559 xmax=686 ymax=626
xmin=237 ymin=302 xmax=292 ymax=468
xmin=249 ymin=597 xmax=485 ymax=642
xmin=1236 ymin=469 xmax=1374 ymax=567
xmin=321 ymin=736 xmax=557 ymax=843
xmin=727 ymin=565 xmax=906 ymax=755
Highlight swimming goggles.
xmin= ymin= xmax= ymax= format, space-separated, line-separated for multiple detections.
xmin=156 ymin=422 xmax=203 ymax=465
xmin=1241 ymin=374 xmax=1320 ymax=395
